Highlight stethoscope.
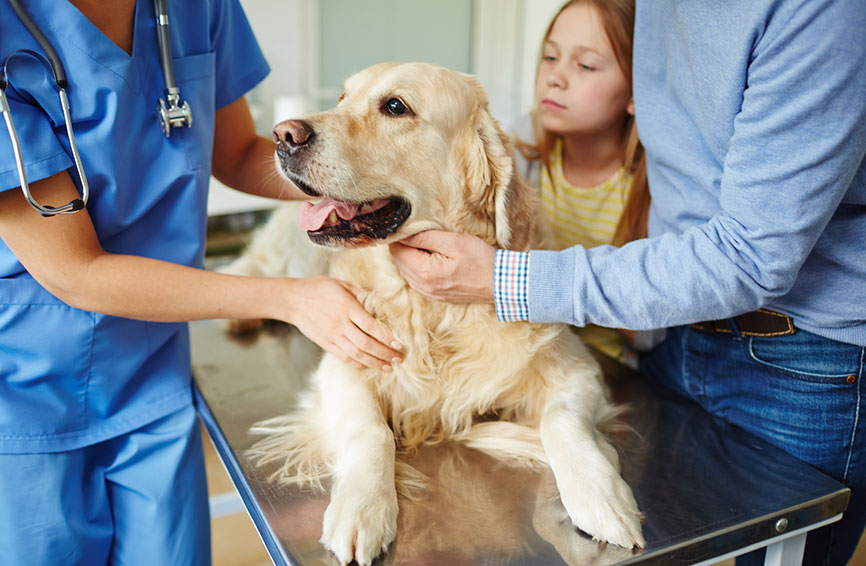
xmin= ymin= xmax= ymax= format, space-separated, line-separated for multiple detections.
xmin=0 ymin=0 xmax=192 ymax=217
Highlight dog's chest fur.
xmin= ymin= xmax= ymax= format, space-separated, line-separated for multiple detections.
xmin=329 ymin=245 xmax=562 ymax=448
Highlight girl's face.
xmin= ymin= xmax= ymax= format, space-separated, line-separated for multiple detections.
xmin=535 ymin=3 xmax=634 ymax=138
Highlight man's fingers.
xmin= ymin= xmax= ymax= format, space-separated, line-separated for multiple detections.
xmin=395 ymin=232 xmax=429 ymax=249
xmin=395 ymin=230 xmax=454 ymax=255
xmin=389 ymin=241 xmax=426 ymax=265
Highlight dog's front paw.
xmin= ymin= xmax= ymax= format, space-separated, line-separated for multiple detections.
xmin=558 ymin=472 xmax=644 ymax=550
xmin=321 ymin=481 xmax=399 ymax=566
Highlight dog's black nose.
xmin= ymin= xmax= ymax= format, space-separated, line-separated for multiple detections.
xmin=273 ymin=120 xmax=315 ymax=154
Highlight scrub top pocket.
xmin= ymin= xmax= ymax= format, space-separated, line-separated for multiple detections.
xmin=0 ymin=279 xmax=94 ymax=439
xmin=167 ymin=52 xmax=216 ymax=172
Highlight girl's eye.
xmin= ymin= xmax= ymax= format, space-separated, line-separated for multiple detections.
xmin=382 ymin=98 xmax=410 ymax=117
xmin=543 ymin=55 xmax=557 ymax=62
xmin=578 ymin=63 xmax=596 ymax=71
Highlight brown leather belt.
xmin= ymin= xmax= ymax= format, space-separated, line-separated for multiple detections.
xmin=690 ymin=308 xmax=796 ymax=337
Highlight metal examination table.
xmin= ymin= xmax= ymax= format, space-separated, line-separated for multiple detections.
xmin=190 ymin=320 xmax=849 ymax=566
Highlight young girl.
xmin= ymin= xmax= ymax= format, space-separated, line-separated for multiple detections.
xmin=513 ymin=0 xmax=649 ymax=362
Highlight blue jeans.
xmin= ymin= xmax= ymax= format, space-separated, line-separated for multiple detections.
xmin=640 ymin=325 xmax=866 ymax=566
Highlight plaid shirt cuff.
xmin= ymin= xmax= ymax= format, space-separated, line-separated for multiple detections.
xmin=494 ymin=249 xmax=530 ymax=322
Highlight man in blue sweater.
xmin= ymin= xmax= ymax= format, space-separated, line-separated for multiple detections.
xmin=390 ymin=1 xmax=866 ymax=563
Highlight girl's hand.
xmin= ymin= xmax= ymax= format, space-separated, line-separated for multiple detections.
xmin=389 ymin=230 xmax=496 ymax=304
xmin=284 ymin=276 xmax=403 ymax=371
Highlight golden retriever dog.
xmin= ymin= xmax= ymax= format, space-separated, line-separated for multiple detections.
xmin=231 ymin=62 xmax=644 ymax=565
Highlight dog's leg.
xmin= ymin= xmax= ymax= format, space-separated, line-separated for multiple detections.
xmin=539 ymin=364 xmax=644 ymax=550
xmin=316 ymin=356 xmax=398 ymax=566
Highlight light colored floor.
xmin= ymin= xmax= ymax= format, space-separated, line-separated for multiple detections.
xmin=201 ymin=425 xmax=866 ymax=566
xmin=202 ymin=426 xmax=273 ymax=566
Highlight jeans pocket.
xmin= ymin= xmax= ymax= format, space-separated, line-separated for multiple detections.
xmin=746 ymin=330 xmax=862 ymax=383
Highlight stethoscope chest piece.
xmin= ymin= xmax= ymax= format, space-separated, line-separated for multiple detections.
xmin=154 ymin=0 xmax=192 ymax=137
xmin=157 ymin=91 xmax=193 ymax=137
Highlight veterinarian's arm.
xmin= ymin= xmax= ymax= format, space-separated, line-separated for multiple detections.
xmin=211 ymin=97 xmax=309 ymax=201
xmin=0 ymin=175 xmax=402 ymax=370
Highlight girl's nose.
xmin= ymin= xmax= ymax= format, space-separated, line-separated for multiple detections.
xmin=546 ymin=69 xmax=566 ymax=88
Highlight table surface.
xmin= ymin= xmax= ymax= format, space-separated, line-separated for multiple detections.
xmin=190 ymin=320 xmax=850 ymax=566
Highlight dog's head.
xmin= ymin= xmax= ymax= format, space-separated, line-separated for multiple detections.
xmin=273 ymin=62 xmax=536 ymax=251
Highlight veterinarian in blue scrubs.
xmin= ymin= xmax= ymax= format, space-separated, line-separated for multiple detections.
xmin=0 ymin=1 xmax=401 ymax=564
xmin=390 ymin=0 xmax=866 ymax=564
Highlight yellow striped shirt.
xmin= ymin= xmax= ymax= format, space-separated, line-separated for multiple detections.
xmin=539 ymin=141 xmax=633 ymax=360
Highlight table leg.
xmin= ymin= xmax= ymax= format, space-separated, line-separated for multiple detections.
xmin=763 ymin=533 xmax=806 ymax=566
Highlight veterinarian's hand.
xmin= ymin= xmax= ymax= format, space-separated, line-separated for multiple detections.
xmin=286 ymin=277 xmax=403 ymax=371
xmin=389 ymin=230 xmax=495 ymax=303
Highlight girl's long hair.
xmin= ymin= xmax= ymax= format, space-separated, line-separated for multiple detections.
xmin=516 ymin=0 xmax=649 ymax=246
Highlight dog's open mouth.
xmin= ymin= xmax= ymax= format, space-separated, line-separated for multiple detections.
xmin=299 ymin=196 xmax=411 ymax=246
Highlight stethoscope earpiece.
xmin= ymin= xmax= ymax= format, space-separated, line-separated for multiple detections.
xmin=1 ymin=47 xmax=90 ymax=215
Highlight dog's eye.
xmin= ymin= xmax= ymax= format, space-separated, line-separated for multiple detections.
xmin=382 ymin=98 xmax=411 ymax=117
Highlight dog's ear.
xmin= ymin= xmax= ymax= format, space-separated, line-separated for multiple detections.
xmin=463 ymin=109 xmax=536 ymax=251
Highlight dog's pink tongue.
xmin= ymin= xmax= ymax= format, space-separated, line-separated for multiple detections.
xmin=299 ymin=199 xmax=361 ymax=231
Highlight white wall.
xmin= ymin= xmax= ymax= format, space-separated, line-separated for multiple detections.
xmin=472 ymin=0 xmax=564 ymax=129
xmin=239 ymin=0 xmax=565 ymax=131
xmin=517 ymin=0 xmax=563 ymax=119
xmin=239 ymin=0 xmax=310 ymax=132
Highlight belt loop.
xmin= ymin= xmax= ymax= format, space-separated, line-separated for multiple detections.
xmin=727 ymin=317 xmax=743 ymax=338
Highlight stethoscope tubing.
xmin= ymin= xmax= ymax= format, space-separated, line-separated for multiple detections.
xmin=1 ymin=47 xmax=89 ymax=216
xmin=1 ymin=0 xmax=191 ymax=216
xmin=8 ymin=0 xmax=67 ymax=88
xmin=153 ymin=0 xmax=178 ymax=93
xmin=2 ymin=1 xmax=87 ymax=215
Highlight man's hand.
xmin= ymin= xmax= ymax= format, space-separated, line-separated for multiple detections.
xmin=389 ymin=230 xmax=496 ymax=304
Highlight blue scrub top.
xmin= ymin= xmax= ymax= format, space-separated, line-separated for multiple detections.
xmin=0 ymin=0 xmax=270 ymax=453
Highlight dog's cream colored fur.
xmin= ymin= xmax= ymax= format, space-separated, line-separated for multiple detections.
xmin=235 ymin=62 xmax=643 ymax=565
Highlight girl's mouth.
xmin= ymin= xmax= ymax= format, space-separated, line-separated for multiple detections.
xmin=541 ymin=98 xmax=566 ymax=110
